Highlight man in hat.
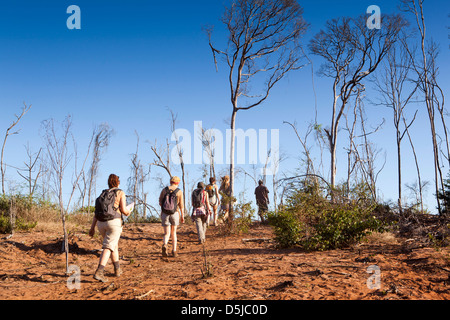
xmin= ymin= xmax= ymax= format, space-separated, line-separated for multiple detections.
xmin=159 ymin=176 xmax=184 ymax=257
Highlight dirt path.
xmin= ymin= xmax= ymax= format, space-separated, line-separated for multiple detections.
xmin=0 ymin=223 xmax=448 ymax=300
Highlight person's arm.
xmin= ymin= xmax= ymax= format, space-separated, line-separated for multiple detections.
xmin=178 ymin=191 xmax=185 ymax=223
xmin=205 ymin=192 xmax=212 ymax=212
xmin=119 ymin=192 xmax=131 ymax=216
xmin=89 ymin=216 xmax=97 ymax=237
xmin=215 ymin=184 xmax=221 ymax=205
xmin=159 ymin=188 xmax=165 ymax=207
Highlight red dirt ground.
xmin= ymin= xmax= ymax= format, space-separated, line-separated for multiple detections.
xmin=0 ymin=223 xmax=448 ymax=300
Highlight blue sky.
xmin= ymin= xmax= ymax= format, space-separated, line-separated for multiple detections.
xmin=0 ymin=0 xmax=448 ymax=215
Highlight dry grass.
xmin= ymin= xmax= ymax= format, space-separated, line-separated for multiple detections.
xmin=365 ymin=231 xmax=399 ymax=245
xmin=1 ymin=195 xmax=93 ymax=234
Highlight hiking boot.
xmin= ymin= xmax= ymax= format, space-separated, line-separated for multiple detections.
xmin=94 ymin=268 xmax=108 ymax=283
xmin=162 ymin=244 xmax=168 ymax=257
xmin=172 ymin=250 xmax=178 ymax=258
xmin=113 ymin=261 xmax=122 ymax=277
xmin=114 ymin=267 xmax=123 ymax=277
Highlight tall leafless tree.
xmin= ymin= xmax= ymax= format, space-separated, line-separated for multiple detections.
xmin=170 ymin=110 xmax=187 ymax=216
xmin=309 ymin=14 xmax=407 ymax=193
xmin=128 ymin=131 xmax=151 ymax=220
xmin=86 ymin=123 xmax=113 ymax=213
xmin=400 ymin=0 xmax=448 ymax=215
xmin=374 ymin=39 xmax=420 ymax=213
xmin=1 ymin=103 xmax=32 ymax=195
xmin=207 ymin=0 xmax=308 ymax=224
xmin=41 ymin=116 xmax=73 ymax=274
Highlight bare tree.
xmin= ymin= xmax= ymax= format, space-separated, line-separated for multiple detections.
xmin=284 ymin=121 xmax=317 ymax=178
xmin=128 ymin=131 xmax=151 ymax=221
xmin=170 ymin=110 xmax=187 ymax=216
xmin=41 ymin=116 xmax=73 ymax=274
xmin=1 ymin=103 xmax=32 ymax=195
xmin=355 ymin=100 xmax=386 ymax=203
xmin=150 ymin=139 xmax=173 ymax=187
xmin=200 ymin=126 xmax=217 ymax=180
xmin=374 ymin=39 xmax=420 ymax=213
xmin=207 ymin=0 xmax=308 ymax=224
xmin=86 ymin=123 xmax=113 ymax=213
xmin=309 ymin=14 xmax=407 ymax=192
xmin=400 ymin=0 xmax=448 ymax=215
xmin=16 ymin=143 xmax=42 ymax=200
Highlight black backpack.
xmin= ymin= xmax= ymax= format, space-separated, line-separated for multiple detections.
xmin=162 ymin=187 xmax=180 ymax=215
xmin=95 ymin=188 xmax=121 ymax=222
xmin=192 ymin=188 xmax=205 ymax=209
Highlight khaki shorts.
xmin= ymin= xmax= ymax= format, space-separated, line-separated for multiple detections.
xmin=97 ymin=219 xmax=123 ymax=252
xmin=161 ymin=212 xmax=180 ymax=227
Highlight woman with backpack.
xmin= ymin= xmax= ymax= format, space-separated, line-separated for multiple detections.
xmin=89 ymin=174 xmax=132 ymax=283
xmin=159 ymin=176 xmax=184 ymax=257
xmin=206 ymin=177 xmax=220 ymax=226
xmin=218 ymin=175 xmax=231 ymax=224
xmin=191 ymin=182 xmax=212 ymax=244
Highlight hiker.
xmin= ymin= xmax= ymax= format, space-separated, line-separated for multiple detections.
xmin=218 ymin=175 xmax=231 ymax=224
xmin=191 ymin=182 xmax=212 ymax=244
xmin=206 ymin=177 xmax=220 ymax=226
xmin=255 ymin=180 xmax=270 ymax=223
xmin=89 ymin=174 xmax=132 ymax=283
xmin=159 ymin=176 xmax=184 ymax=257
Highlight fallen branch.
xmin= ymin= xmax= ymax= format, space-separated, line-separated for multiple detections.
xmin=329 ymin=265 xmax=360 ymax=269
xmin=135 ymin=289 xmax=154 ymax=300
xmin=242 ymin=238 xmax=272 ymax=243
xmin=437 ymin=266 xmax=450 ymax=273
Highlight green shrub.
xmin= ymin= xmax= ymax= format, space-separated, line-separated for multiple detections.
xmin=267 ymin=210 xmax=302 ymax=248
xmin=302 ymin=205 xmax=385 ymax=251
xmin=233 ymin=201 xmax=255 ymax=234
xmin=0 ymin=215 xmax=37 ymax=233
xmin=268 ymin=181 xmax=386 ymax=251
xmin=0 ymin=215 xmax=12 ymax=234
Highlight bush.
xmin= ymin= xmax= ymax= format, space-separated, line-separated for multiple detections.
xmin=233 ymin=201 xmax=254 ymax=234
xmin=302 ymin=205 xmax=384 ymax=251
xmin=0 ymin=194 xmax=59 ymax=234
xmin=267 ymin=210 xmax=302 ymax=248
xmin=268 ymin=181 xmax=386 ymax=251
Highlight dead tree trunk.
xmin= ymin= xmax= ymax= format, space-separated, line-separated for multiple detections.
xmin=207 ymin=0 xmax=308 ymax=227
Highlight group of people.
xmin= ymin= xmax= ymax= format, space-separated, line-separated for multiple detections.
xmin=89 ymin=173 xmax=270 ymax=283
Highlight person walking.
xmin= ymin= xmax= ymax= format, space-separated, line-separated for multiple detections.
xmin=159 ymin=176 xmax=184 ymax=257
xmin=191 ymin=182 xmax=212 ymax=244
xmin=89 ymin=174 xmax=132 ymax=283
xmin=206 ymin=177 xmax=220 ymax=226
xmin=218 ymin=175 xmax=231 ymax=224
xmin=255 ymin=180 xmax=270 ymax=223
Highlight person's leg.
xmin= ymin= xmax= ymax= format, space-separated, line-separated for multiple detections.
xmin=99 ymin=248 xmax=111 ymax=266
xmin=171 ymin=225 xmax=178 ymax=256
xmin=94 ymin=249 xmax=112 ymax=282
xmin=194 ymin=217 xmax=203 ymax=243
xmin=202 ymin=217 xmax=208 ymax=242
xmin=212 ymin=205 xmax=218 ymax=226
xmin=111 ymin=246 xmax=122 ymax=277
xmin=162 ymin=225 xmax=171 ymax=257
